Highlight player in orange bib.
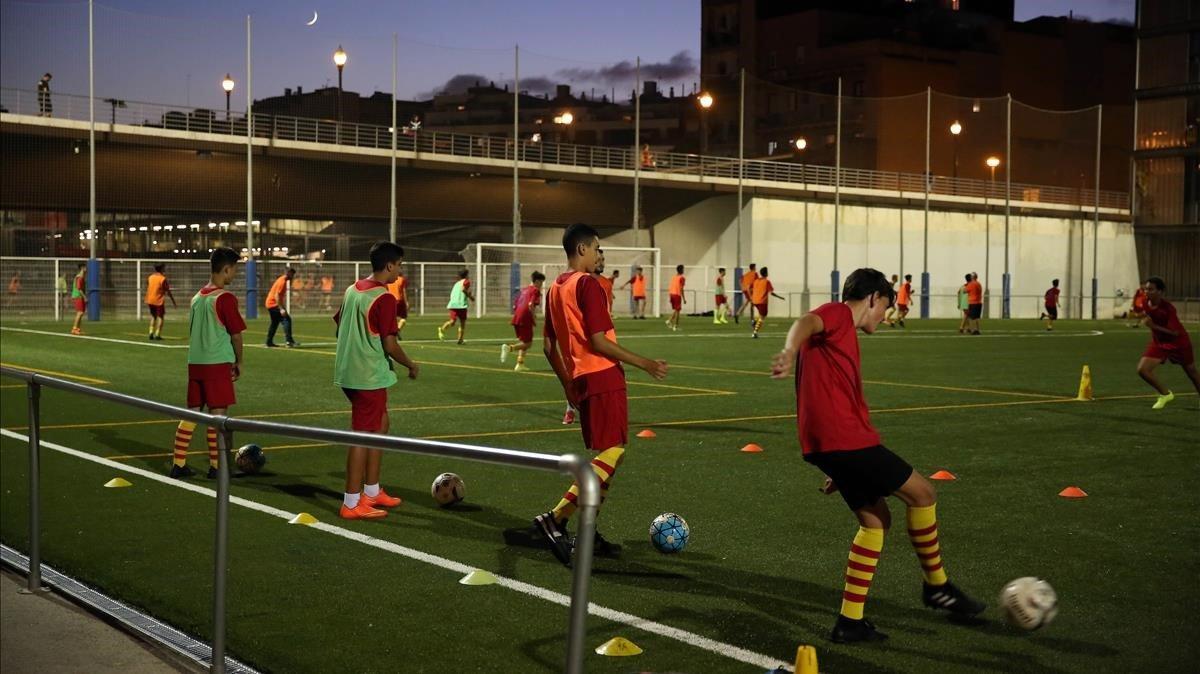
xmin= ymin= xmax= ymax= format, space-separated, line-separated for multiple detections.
xmin=735 ymin=263 xmax=758 ymax=324
xmin=751 ymin=267 xmax=785 ymax=338
xmin=144 ymin=263 xmax=178 ymax=341
xmin=620 ymin=265 xmax=648 ymax=319
xmin=386 ymin=270 xmax=410 ymax=336
xmin=889 ymin=274 xmax=913 ymax=328
xmin=533 ymin=223 xmax=669 ymax=567
xmin=666 ymin=264 xmax=686 ymax=331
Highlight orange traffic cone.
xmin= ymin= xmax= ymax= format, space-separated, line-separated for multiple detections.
xmin=929 ymin=470 xmax=957 ymax=481
xmin=1058 ymin=486 xmax=1088 ymax=498
xmin=636 ymin=429 xmax=657 ymax=439
xmin=740 ymin=443 xmax=764 ymax=453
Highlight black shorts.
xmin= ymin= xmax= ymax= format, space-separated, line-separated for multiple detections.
xmin=805 ymin=445 xmax=914 ymax=511
xmin=967 ymin=303 xmax=983 ymax=319
xmin=1045 ymin=305 xmax=1057 ymax=320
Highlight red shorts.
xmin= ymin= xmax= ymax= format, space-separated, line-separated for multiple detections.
xmin=1144 ymin=340 xmax=1195 ymax=366
xmin=448 ymin=308 xmax=468 ymax=323
xmin=343 ymin=388 xmax=388 ymax=432
xmin=715 ymin=294 xmax=727 ymax=306
xmin=513 ymin=321 xmax=534 ymax=343
xmin=396 ymin=302 xmax=409 ymax=319
xmin=754 ymin=302 xmax=768 ymax=317
xmin=73 ymin=298 xmax=86 ymax=312
xmin=148 ymin=304 xmax=165 ymax=318
xmin=897 ymin=303 xmax=909 ymax=312
xmin=186 ymin=363 xmax=236 ymax=409
xmin=670 ymin=294 xmax=682 ymax=311
xmin=578 ymin=389 xmax=628 ymax=451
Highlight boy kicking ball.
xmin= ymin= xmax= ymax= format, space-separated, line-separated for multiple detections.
xmin=502 ymin=271 xmax=545 ymax=372
xmin=771 ymin=267 xmax=985 ymax=643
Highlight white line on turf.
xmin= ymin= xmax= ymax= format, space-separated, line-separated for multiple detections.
xmin=0 ymin=428 xmax=792 ymax=672
xmin=0 ymin=327 xmax=188 ymax=348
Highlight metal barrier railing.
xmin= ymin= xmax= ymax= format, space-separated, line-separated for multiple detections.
xmin=0 ymin=365 xmax=600 ymax=674
xmin=0 ymin=87 xmax=1128 ymax=211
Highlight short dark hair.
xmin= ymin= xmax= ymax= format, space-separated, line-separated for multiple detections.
xmin=562 ymin=222 xmax=599 ymax=257
xmin=77 ymin=262 xmax=86 ymax=270
xmin=531 ymin=270 xmax=545 ymax=282
xmin=1052 ymin=278 xmax=1059 ymax=286
xmin=964 ymin=273 xmax=972 ymax=282
xmin=904 ymin=274 xmax=912 ymax=281
xmin=759 ymin=267 xmax=769 ymax=277
xmin=676 ymin=264 xmax=684 ymax=274
xmin=369 ymin=241 xmax=404 ymax=271
xmin=284 ymin=266 xmax=296 ymax=277
xmin=843 ymin=268 xmax=895 ymax=305
xmin=458 ymin=268 xmax=469 ymax=279
xmin=749 ymin=263 xmax=757 ymax=270
xmin=718 ymin=267 xmax=726 ymax=274
xmin=210 ymin=247 xmax=239 ymax=272
xmin=153 ymin=263 xmax=165 ymax=273
xmin=1145 ymin=276 xmax=1165 ymax=291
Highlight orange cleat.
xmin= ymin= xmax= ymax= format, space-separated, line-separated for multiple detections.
xmin=70 ymin=327 xmax=82 ymax=335
xmin=362 ymin=489 xmax=402 ymax=508
xmin=339 ymin=500 xmax=386 ymax=520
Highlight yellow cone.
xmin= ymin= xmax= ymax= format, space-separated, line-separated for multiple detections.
xmin=795 ymin=645 xmax=819 ymax=674
xmin=103 ymin=477 xmax=132 ymax=488
xmin=288 ymin=512 xmax=317 ymax=525
xmin=458 ymin=569 xmax=497 ymax=586
xmin=594 ymin=637 xmax=643 ymax=656
xmin=1076 ymin=364 xmax=1093 ymax=401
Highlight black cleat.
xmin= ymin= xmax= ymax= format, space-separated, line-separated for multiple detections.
xmin=533 ymin=512 xmax=572 ymax=567
xmin=733 ymin=315 xmax=739 ymax=324
xmin=286 ymin=341 xmax=300 ymax=348
xmin=830 ymin=616 xmax=888 ymax=644
xmin=923 ymin=581 xmax=986 ymax=616
xmin=168 ymin=464 xmax=195 ymax=479
xmin=206 ymin=466 xmax=219 ymax=479
xmin=265 ymin=342 xmax=278 ymax=348
xmin=572 ymin=530 xmax=622 ymax=558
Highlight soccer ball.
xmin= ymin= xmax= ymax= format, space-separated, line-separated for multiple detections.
xmin=430 ymin=472 xmax=465 ymax=506
xmin=999 ymin=577 xmax=1058 ymax=630
xmin=234 ymin=444 xmax=266 ymax=474
xmin=649 ymin=512 xmax=689 ymax=554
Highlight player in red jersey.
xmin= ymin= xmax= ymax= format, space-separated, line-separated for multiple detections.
xmin=771 ymin=267 xmax=984 ymax=643
xmin=501 ymin=271 xmax=546 ymax=372
xmin=1039 ymin=279 xmax=1061 ymax=331
xmin=1136 ymin=276 xmax=1199 ymax=410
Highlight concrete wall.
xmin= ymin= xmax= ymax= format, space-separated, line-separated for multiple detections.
xmin=652 ymin=195 xmax=1138 ymax=319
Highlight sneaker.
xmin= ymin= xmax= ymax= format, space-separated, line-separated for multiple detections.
xmin=339 ymin=500 xmax=387 ymax=520
xmin=532 ymin=511 xmax=572 ymax=567
xmin=457 ymin=339 xmax=464 ymax=345
xmin=362 ymin=489 xmax=402 ymax=508
xmin=752 ymin=332 xmax=759 ymax=339
xmin=168 ymin=464 xmax=195 ymax=479
xmin=148 ymin=334 xmax=156 ymax=341
xmin=206 ymin=466 xmax=220 ymax=479
xmin=500 ymin=343 xmax=510 ymax=363
xmin=1152 ymin=391 xmax=1175 ymax=410
xmin=830 ymin=616 xmax=888 ymax=644
xmin=514 ymin=363 xmax=529 ymax=372
xmin=286 ymin=341 xmax=300 ymax=348
xmin=562 ymin=407 xmax=576 ymax=425
xmin=265 ymin=342 xmax=278 ymax=348
xmin=70 ymin=327 xmax=82 ymax=335
xmin=922 ymin=581 xmax=986 ymax=616
xmin=733 ymin=315 xmax=739 ymax=324
xmin=437 ymin=326 xmax=445 ymax=341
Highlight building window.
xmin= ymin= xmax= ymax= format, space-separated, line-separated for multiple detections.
xmin=1137 ymin=98 xmax=1189 ymax=149
xmin=1138 ymin=34 xmax=1188 ymax=89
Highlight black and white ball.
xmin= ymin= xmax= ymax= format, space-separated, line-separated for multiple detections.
xmin=1000 ymin=577 xmax=1058 ymax=630
xmin=430 ymin=472 xmax=465 ymax=506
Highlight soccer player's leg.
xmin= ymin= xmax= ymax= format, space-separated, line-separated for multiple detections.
xmin=362 ymin=404 xmax=402 ymax=509
xmin=438 ymin=312 xmax=455 ymax=340
xmin=169 ymin=380 xmax=202 ymax=478
xmin=1137 ymin=355 xmax=1173 ymax=408
xmin=340 ymin=389 xmax=387 ymax=520
xmin=752 ymin=303 xmax=768 ymax=337
xmin=456 ymin=312 xmax=467 ymax=344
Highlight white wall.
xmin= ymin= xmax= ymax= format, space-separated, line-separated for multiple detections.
xmin=651 ymin=196 xmax=1139 ymax=319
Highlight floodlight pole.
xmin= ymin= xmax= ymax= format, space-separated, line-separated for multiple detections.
xmin=512 ymin=45 xmax=521 ymax=245
xmin=1093 ymin=104 xmax=1102 ymax=320
xmin=244 ymin=14 xmax=257 ymax=319
xmin=633 ymin=57 xmax=642 ymax=239
xmin=922 ymin=86 xmax=931 ymax=319
xmin=390 ymin=33 xmax=397 ymax=243
xmin=833 ymin=76 xmax=842 ymax=302
xmin=736 ymin=67 xmax=745 ymax=269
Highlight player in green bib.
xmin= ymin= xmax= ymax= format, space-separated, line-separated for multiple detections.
xmin=69 ymin=263 xmax=86 ymax=335
xmin=438 ymin=268 xmax=475 ymax=345
xmin=334 ymin=241 xmax=419 ymax=520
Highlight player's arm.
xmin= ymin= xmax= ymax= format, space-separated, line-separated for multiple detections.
xmin=166 ymin=283 xmax=177 ymax=307
xmin=772 ymin=291 xmax=785 ymax=300
xmin=1143 ymin=318 xmax=1178 ymax=338
xmin=230 ymin=332 xmax=243 ymax=381
xmin=770 ymin=312 xmax=824 ymax=378
xmin=587 ymin=332 xmax=668 ymax=380
xmin=383 ymin=335 xmax=419 ymax=379
xmin=543 ymin=320 xmax=573 ymax=395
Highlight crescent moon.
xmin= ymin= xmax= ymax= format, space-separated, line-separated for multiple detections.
xmin=306 ymin=11 xmax=318 ymax=26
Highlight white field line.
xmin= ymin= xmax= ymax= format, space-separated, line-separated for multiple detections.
xmin=0 ymin=428 xmax=792 ymax=672
xmin=0 ymin=326 xmax=187 ymax=348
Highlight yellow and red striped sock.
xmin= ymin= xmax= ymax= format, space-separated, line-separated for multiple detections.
xmin=840 ymin=526 xmax=884 ymax=620
xmin=172 ymin=421 xmax=196 ymax=467
xmin=907 ymin=504 xmax=948 ymax=586
xmin=551 ymin=447 xmax=625 ymax=523
xmin=206 ymin=427 xmax=219 ymax=469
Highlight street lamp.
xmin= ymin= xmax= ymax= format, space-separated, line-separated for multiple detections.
xmin=221 ymin=74 xmax=235 ymax=121
xmin=950 ymin=120 xmax=962 ymax=190
xmin=794 ymin=136 xmax=810 ymax=307
xmin=698 ymin=92 xmax=714 ymax=153
xmin=333 ymin=45 xmax=348 ymax=123
xmin=553 ymin=111 xmax=573 ymax=143
xmin=984 ymin=156 xmax=1001 ymax=317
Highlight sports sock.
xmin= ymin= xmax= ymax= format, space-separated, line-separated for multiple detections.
xmin=840 ymin=526 xmax=884 ymax=620
xmin=551 ymin=446 xmax=625 ymax=523
xmin=907 ymin=504 xmax=948 ymax=586
xmin=206 ymin=427 xmax=219 ymax=468
xmin=364 ymin=483 xmax=381 ymax=498
xmin=343 ymin=492 xmax=360 ymax=509
xmin=516 ymin=350 xmax=525 ymax=364
xmin=172 ymin=421 xmax=196 ymax=467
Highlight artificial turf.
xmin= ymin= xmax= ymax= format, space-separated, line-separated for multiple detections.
xmin=1 ymin=313 xmax=1197 ymax=673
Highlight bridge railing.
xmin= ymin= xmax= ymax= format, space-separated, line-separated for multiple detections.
xmin=1 ymin=87 xmax=1128 ymax=210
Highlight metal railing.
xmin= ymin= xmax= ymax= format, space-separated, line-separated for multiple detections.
xmin=0 ymin=365 xmax=600 ymax=674
xmin=1 ymin=87 xmax=1128 ymax=211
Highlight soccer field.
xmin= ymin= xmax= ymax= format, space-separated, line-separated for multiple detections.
xmin=1 ymin=314 xmax=1197 ymax=673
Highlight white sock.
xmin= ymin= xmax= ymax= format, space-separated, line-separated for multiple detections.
xmin=364 ymin=483 xmax=381 ymax=497
xmin=343 ymin=492 xmax=360 ymax=509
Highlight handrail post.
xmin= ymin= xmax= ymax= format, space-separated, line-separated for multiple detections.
xmin=563 ymin=454 xmax=600 ymax=674
xmin=21 ymin=380 xmax=45 ymax=594
xmin=210 ymin=422 xmax=233 ymax=674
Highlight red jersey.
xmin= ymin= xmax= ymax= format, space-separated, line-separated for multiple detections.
xmin=511 ymin=284 xmax=541 ymax=326
xmin=333 ymin=279 xmax=398 ymax=338
xmin=1145 ymin=299 xmax=1190 ymax=347
xmin=545 ymin=272 xmax=624 ymax=400
xmin=796 ymin=302 xmax=880 ymax=455
xmin=1044 ymin=287 xmax=1060 ymax=306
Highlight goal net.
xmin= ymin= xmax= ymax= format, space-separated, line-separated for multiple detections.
xmin=461 ymin=243 xmax=662 ymax=318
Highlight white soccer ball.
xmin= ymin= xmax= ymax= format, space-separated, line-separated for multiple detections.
xmin=999 ymin=577 xmax=1058 ymax=630
xmin=430 ymin=472 xmax=465 ymax=506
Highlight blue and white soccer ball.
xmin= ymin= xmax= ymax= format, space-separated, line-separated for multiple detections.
xmin=649 ymin=512 xmax=690 ymax=554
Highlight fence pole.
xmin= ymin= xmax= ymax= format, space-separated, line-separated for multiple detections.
xmin=136 ymin=260 xmax=143 ymax=322
xmin=419 ymin=263 xmax=426 ymax=316
xmin=244 ymin=14 xmax=258 ymax=320
xmin=1003 ymin=94 xmax=1012 ymax=319
xmin=54 ymin=259 xmax=61 ymax=322
xmin=210 ymin=426 xmax=233 ymax=674
xmin=921 ymin=86 xmax=931 ymax=319
xmin=21 ymin=381 xmax=45 ymax=594
xmin=563 ymin=457 xmax=600 ymax=674
xmin=736 ymin=68 xmax=745 ymax=271
xmin=832 ymin=77 xmax=842 ymax=302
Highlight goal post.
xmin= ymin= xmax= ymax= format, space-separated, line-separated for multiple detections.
xmin=462 ymin=243 xmax=663 ymax=318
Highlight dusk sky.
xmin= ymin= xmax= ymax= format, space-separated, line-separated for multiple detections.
xmin=1 ymin=0 xmax=1135 ymax=112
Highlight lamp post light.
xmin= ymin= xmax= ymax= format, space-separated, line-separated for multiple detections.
xmin=985 ymin=156 xmax=1001 ymax=316
xmin=333 ymin=45 xmax=347 ymax=124
xmin=553 ymin=110 xmax=573 ymax=144
xmin=221 ymin=74 xmax=234 ymax=121
xmin=950 ymin=120 xmax=962 ymax=192
xmin=698 ymin=92 xmax=714 ymax=153
xmin=794 ymin=136 xmax=810 ymax=309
